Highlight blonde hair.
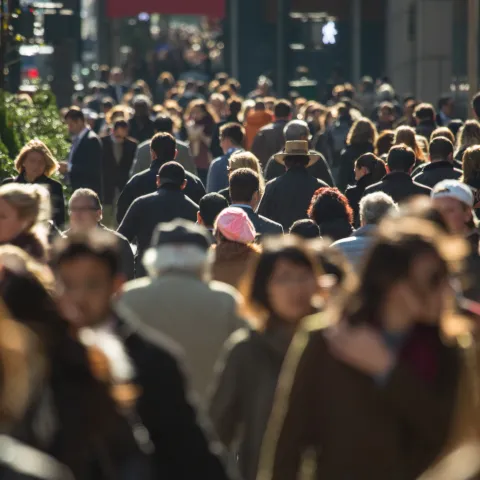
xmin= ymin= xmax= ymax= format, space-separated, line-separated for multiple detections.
xmin=14 ymin=140 xmax=59 ymax=178
xmin=394 ymin=126 xmax=425 ymax=161
xmin=346 ymin=118 xmax=377 ymax=146
xmin=462 ymin=145 xmax=480 ymax=182
xmin=0 ymin=184 xmax=51 ymax=233
xmin=228 ymin=151 xmax=265 ymax=194
xmin=457 ymin=120 xmax=480 ymax=152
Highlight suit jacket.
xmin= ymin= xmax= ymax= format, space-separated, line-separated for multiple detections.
xmin=130 ymin=138 xmax=197 ymax=176
xmin=111 ymin=314 xmax=239 ymax=480
xmin=363 ymin=172 xmax=432 ymax=203
xmin=117 ymin=158 xmax=205 ymax=224
xmin=206 ymin=148 xmax=244 ymax=193
xmin=257 ymin=167 xmax=328 ymax=230
xmin=69 ymin=130 xmax=103 ymax=199
xmin=106 ymin=83 xmax=128 ymax=104
xmin=4 ymin=173 xmax=66 ymax=228
xmin=251 ymin=120 xmax=289 ymax=168
xmin=101 ymin=135 xmax=138 ymax=205
xmin=233 ymin=204 xmax=283 ymax=237
xmin=117 ymin=186 xmax=199 ymax=276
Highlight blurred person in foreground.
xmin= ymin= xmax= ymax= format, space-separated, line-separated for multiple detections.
xmin=289 ymin=219 xmax=321 ymax=239
xmin=51 ymin=230 xmax=239 ymax=480
xmin=211 ymin=207 xmax=261 ymax=289
xmin=116 ymin=219 xmax=244 ymax=397
xmin=65 ymin=188 xmax=134 ymax=279
xmin=258 ymin=218 xmax=469 ymax=480
xmin=208 ymin=237 xmax=321 ymax=480
xmin=3 ymin=140 xmax=65 ymax=228
xmin=333 ymin=192 xmax=397 ymax=270
xmin=258 ymin=141 xmax=328 ymax=231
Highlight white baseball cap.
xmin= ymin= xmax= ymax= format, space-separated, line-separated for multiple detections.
xmin=431 ymin=180 xmax=474 ymax=208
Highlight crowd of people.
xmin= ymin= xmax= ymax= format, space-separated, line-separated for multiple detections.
xmin=3 ymin=64 xmax=480 ymax=479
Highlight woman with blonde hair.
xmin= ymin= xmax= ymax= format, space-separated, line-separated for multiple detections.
xmin=394 ymin=126 xmax=426 ymax=168
xmin=455 ymin=119 xmax=480 ymax=162
xmin=0 ymin=183 xmax=51 ymax=261
xmin=338 ymin=117 xmax=377 ymax=192
xmin=2 ymin=140 xmax=65 ymax=228
xmin=218 ymin=151 xmax=265 ymax=203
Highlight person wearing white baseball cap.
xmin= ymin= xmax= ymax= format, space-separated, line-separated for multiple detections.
xmin=431 ymin=179 xmax=478 ymax=252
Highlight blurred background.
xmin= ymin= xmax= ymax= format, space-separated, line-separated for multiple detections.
xmin=0 ymin=0 xmax=479 ymax=114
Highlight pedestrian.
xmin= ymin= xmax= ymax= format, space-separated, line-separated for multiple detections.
xmin=116 ymin=132 xmax=205 ymax=224
xmin=337 ymin=117 xmax=377 ymax=192
xmin=185 ymin=99 xmax=218 ymax=184
xmin=333 ymin=192 xmax=396 ymax=270
xmin=211 ymin=207 xmax=261 ymax=289
xmin=218 ymin=151 xmax=265 ymax=203
xmin=130 ymin=114 xmax=197 ymax=176
xmin=394 ymin=96 xmax=417 ymax=128
xmin=198 ymin=193 xmax=229 ymax=241
xmin=461 ymin=145 xmax=480 ymax=216
xmin=308 ymin=187 xmax=354 ymax=241
xmin=208 ymin=237 xmax=320 ymax=480
xmin=436 ymin=94 xmax=455 ymax=127
xmin=61 ymin=107 xmax=103 ymax=198
xmin=211 ymin=97 xmax=244 ymax=158
xmin=431 ymin=179 xmax=478 ymax=253
xmin=289 ymin=219 xmax=320 ymax=239
xmin=375 ymin=129 xmax=394 ymax=158
xmin=244 ymin=100 xmax=274 ymax=151
xmin=2 ymin=139 xmax=65 ymax=228
xmin=415 ymin=103 xmax=438 ymax=141
xmin=128 ymin=95 xmax=155 ymax=143
xmin=413 ymin=137 xmax=462 ymax=188
xmin=431 ymin=126 xmax=456 ymax=145
xmin=118 ymin=162 xmax=198 ymax=276
xmin=363 ymin=145 xmax=431 ymax=203
xmin=251 ymin=99 xmax=292 ymax=168
xmin=51 ymin=230 xmax=239 ymax=480
xmin=345 ymin=153 xmax=387 ymax=227
xmin=64 ymin=188 xmax=134 ymax=280
xmin=455 ymin=119 xmax=480 ymax=163
xmin=258 ymin=219 xmax=468 ymax=480
xmin=229 ymin=168 xmax=283 ymax=237
xmin=107 ymin=67 xmax=128 ymax=104
xmin=100 ymin=119 xmax=138 ymax=226
xmin=375 ymin=101 xmax=396 ymax=132
xmin=448 ymin=119 xmax=464 ymax=144
xmin=394 ymin=125 xmax=427 ymax=171
xmin=207 ymin=123 xmax=245 ymax=193
xmin=0 ymin=183 xmax=51 ymax=262
xmin=264 ymin=120 xmax=334 ymax=187
xmin=257 ymin=141 xmax=329 ymax=231
xmin=324 ymin=102 xmax=354 ymax=171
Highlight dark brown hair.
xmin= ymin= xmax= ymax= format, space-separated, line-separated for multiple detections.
xmin=150 ymin=131 xmax=176 ymax=162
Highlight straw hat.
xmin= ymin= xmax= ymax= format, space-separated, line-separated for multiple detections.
xmin=274 ymin=140 xmax=321 ymax=167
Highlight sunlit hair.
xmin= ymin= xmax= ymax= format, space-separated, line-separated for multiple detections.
xmin=14 ymin=139 xmax=59 ymax=177
xmin=185 ymin=99 xmax=219 ymax=124
xmin=431 ymin=126 xmax=455 ymax=144
xmin=346 ymin=117 xmax=378 ymax=146
xmin=394 ymin=126 xmax=426 ymax=161
xmin=462 ymin=145 xmax=480 ymax=183
xmin=375 ymin=129 xmax=394 ymax=156
xmin=457 ymin=120 xmax=480 ymax=153
xmin=239 ymin=236 xmax=320 ymax=328
xmin=228 ymin=151 xmax=265 ymax=194
xmin=105 ymin=105 xmax=131 ymax=125
xmin=0 ymin=183 xmax=51 ymax=233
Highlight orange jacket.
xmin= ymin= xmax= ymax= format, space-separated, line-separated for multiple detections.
xmin=245 ymin=110 xmax=274 ymax=150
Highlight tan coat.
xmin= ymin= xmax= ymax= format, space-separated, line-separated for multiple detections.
xmin=257 ymin=314 xmax=462 ymax=480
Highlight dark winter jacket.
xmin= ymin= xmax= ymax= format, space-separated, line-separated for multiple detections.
xmin=337 ymin=142 xmax=375 ymax=192
xmin=118 ymin=186 xmax=198 ymax=276
xmin=127 ymin=116 xmax=155 ymax=144
xmin=363 ymin=172 xmax=431 ymax=203
xmin=231 ymin=205 xmax=283 ymax=237
xmin=257 ymin=167 xmax=328 ymax=231
xmin=116 ymin=158 xmax=205 ymax=224
xmin=318 ymin=218 xmax=353 ymax=242
xmin=413 ymin=161 xmax=462 ymax=189
xmin=251 ymin=120 xmax=289 ymax=168
xmin=416 ymin=120 xmax=437 ymax=141
xmin=264 ymin=151 xmax=334 ymax=187
xmin=345 ymin=173 xmax=377 ymax=228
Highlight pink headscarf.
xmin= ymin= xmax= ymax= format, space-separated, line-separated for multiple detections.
xmin=215 ymin=207 xmax=256 ymax=244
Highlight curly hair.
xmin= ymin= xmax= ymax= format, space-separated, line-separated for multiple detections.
xmin=308 ymin=187 xmax=354 ymax=225
xmin=346 ymin=118 xmax=378 ymax=146
xmin=14 ymin=139 xmax=59 ymax=178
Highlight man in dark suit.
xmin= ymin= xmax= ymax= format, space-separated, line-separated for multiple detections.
xmin=363 ymin=145 xmax=431 ymax=203
xmin=51 ymin=230 xmax=239 ymax=480
xmin=62 ymin=107 xmax=103 ymax=198
xmin=106 ymin=67 xmax=128 ymax=104
xmin=117 ymin=132 xmax=205 ymax=224
xmin=101 ymin=119 xmax=138 ymax=226
xmin=230 ymin=168 xmax=283 ymax=236
xmin=118 ymin=162 xmax=199 ymax=276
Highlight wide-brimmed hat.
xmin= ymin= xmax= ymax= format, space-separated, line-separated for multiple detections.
xmin=274 ymin=140 xmax=321 ymax=167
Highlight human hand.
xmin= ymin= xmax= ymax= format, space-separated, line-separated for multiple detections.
xmin=325 ymin=322 xmax=395 ymax=377
xmin=59 ymin=162 xmax=68 ymax=175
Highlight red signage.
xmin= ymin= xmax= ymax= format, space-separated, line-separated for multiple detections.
xmin=107 ymin=0 xmax=225 ymax=18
